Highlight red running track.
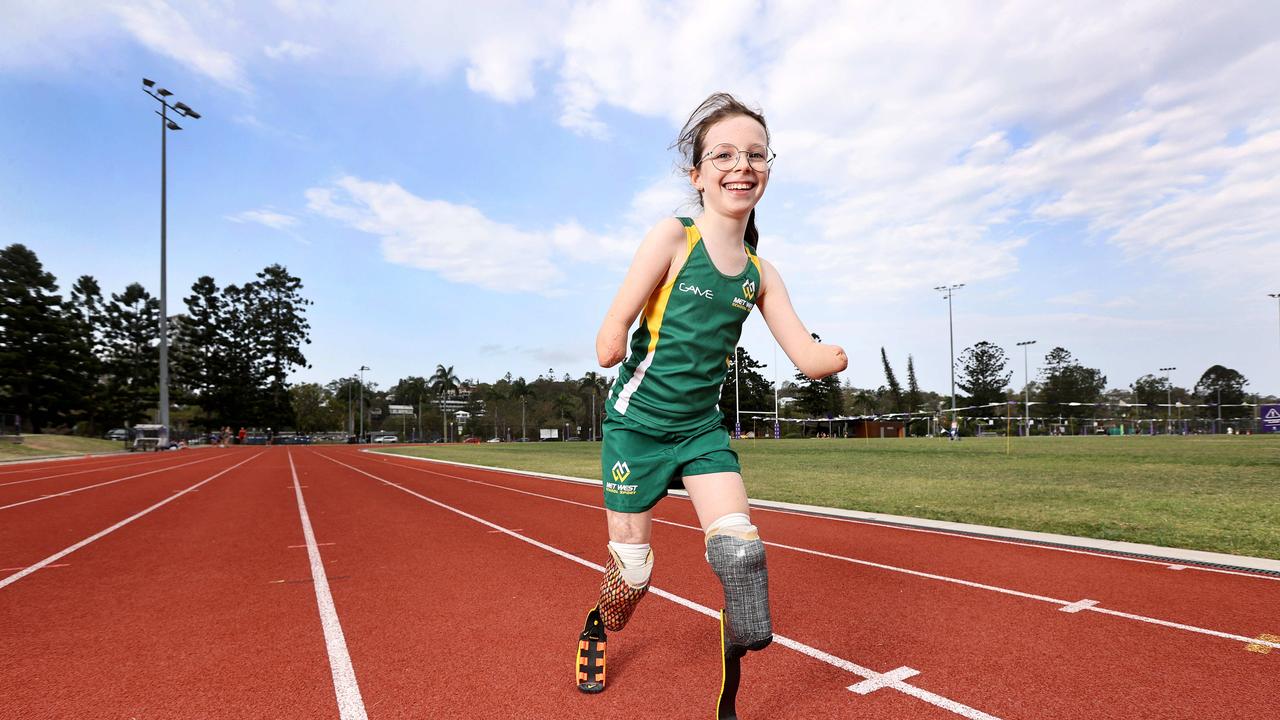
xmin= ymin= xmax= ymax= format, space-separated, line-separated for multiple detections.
xmin=1 ymin=445 xmax=1276 ymax=719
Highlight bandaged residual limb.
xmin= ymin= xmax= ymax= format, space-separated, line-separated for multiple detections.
xmin=706 ymin=514 xmax=772 ymax=719
xmin=576 ymin=543 xmax=654 ymax=694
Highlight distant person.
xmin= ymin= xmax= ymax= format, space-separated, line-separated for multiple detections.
xmin=238 ymin=427 xmax=246 ymax=445
xmin=573 ymin=92 xmax=847 ymax=718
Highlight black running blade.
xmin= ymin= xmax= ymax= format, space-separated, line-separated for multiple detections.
xmin=717 ymin=610 xmax=741 ymax=719
xmin=577 ymin=607 xmax=607 ymax=694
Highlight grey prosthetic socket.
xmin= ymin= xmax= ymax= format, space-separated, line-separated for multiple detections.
xmin=706 ymin=525 xmax=773 ymax=656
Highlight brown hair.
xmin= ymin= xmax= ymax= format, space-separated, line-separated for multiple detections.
xmin=673 ymin=92 xmax=769 ymax=250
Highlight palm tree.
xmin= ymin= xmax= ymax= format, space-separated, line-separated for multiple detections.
xmin=510 ymin=377 xmax=533 ymax=441
xmin=430 ymin=364 xmax=460 ymax=440
xmin=486 ymin=384 xmax=508 ymax=440
xmin=578 ymin=371 xmax=610 ymax=441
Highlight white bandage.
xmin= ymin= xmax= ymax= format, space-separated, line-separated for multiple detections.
xmin=608 ymin=541 xmax=653 ymax=587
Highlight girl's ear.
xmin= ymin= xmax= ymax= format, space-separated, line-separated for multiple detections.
xmin=689 ymin=167 xmax=703 ymax=193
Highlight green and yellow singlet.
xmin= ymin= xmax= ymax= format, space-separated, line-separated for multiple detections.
xmin=608 ymin=217 xmax=762 ymax=432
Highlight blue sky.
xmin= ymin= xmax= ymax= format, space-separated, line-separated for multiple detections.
xmin=3 ymin=1 xmax=1279 ymax=398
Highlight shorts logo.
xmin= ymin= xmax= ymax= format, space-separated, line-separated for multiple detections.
xmin=741 ymin=279 xmax=756 ymax=301
xmin=611 ymin=461 xmax=631 ymax=483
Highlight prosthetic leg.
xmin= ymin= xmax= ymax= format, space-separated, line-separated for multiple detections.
xmin=706 ymin=516 xmax=772 ymax=718
xmin=575 ymin=545 xmax=653 ymax=693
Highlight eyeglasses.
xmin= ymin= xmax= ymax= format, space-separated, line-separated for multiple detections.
xmin=698 ymin=143 xmax=775 ymax=172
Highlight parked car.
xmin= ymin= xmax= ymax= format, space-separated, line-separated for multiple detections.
xmin=372 ymin=434 xmax=398 ymax=444
xmin=486 ymin=437 xmax=502 ymax=443
xmin=104 ymin=428 xmax=129 ymax=441
xmin=463 ymin=436 xmax=482 ymax=444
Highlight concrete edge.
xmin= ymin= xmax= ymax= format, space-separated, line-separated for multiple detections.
xmin=368 ymin=448 xmax=1280 ymax=575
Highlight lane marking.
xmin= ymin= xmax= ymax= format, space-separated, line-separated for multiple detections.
xmin=0 ymin=453 xmax=263 ymax=591
xmin=849 ymin=666 xmax=920 ymax=694
xmin=0 ymin=455 xmax=178 ymax=486
xmin=1246 ymin=634 xmax=1278 ymax=654
xmin=1167 ymin=565 xmax=1188 ymax=570
xmin=364 ymin=452 xmax=1280 ymax=653
xmin=1059 ymin=599 xmax=1100 ymax=613
xmin=317 ymin=451 xmax=1003 ymax=720
xmin=0 ymin=454 xmax=225 ymax=510
xmin=289 ymin=543 xmax=336 ymax=548
xmin=287 ymin=452 xmax=367 ymax=720
xmin=374 ymin=453 xmax=1280 ymax=582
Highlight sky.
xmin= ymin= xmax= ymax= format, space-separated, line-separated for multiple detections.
xmin=3 ymin=0 xmax=1279 ymax=399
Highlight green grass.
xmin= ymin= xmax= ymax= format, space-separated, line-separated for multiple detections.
xmin=383 ymin=436 xmax=1280 ymax=560
xmin=0 ymin=434 xmax=126 ymax=461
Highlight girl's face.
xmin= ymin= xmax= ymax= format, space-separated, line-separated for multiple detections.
xmin=690 ymin=114 xmax=770 ymax=220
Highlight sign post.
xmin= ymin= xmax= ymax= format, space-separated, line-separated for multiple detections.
xmin=1261 ymin=404 xmax=1280 ymax=433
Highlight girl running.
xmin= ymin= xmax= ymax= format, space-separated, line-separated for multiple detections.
xmin=575 ymin=92 xmax=847 ymax=716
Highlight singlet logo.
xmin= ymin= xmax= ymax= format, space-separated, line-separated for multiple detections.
xmin=679 ymin=283 xmax=714 ymax=300
xmin=742 ymin=279 xmax=756 ymax=300
xmin=611 ymin=461 xmax=631 ymax=483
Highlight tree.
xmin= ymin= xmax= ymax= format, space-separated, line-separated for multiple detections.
xmin=289 ymin=383 xmax=338 ymax=433
xmin=956 ymin=341 xmax=1011 ymax=416
xmin=578 ymin=371 xmax=609 ymax=440
xmin=880 ymin=348 xmax=903 ymax=413
xmin=1193 ymin=365 xmax=1249 ymax=422
xmin=793 ymin=334 xmax=842 ymax=421
xmin=247 ymin=264 xmax=312 ymax=429
xmin=0 ymin=244 xmax=80 ymax=432
xmin=719 ymin=347 xmax=774 ymax=433
xmin=1040 ymin=347 xmax=1106 ymax=421
xmin=65 ymin=275 xmax=106 ymax=432
xmin=905 ymin=355 xmax=922 ymax=435
xmin=100 ymin=282 xmax=161 ymax=427
xmin=173 ymin=276 xmax=226 ymax=425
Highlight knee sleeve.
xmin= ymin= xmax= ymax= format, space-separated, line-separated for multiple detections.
xmin=598 ymin=544 xmax=652 ymax=632
xmin=706 ymin=522 xmax=772 ymax=654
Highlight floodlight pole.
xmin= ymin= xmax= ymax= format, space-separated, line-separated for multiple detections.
xmin=358 ymin=365 xmax=369 ymax=442
xmin=142 ymin=79 xmax=200 ymax=430
xmin=934 ymin=284 xmax=965 ymax=437
xmin=1160 ymin=366 xmax=1176 ymax=435
xmin=1017 ymin=340 xmax=1036 ymax=436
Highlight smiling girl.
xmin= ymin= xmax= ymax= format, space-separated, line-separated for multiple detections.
xmin=575 ymin=93 xmax=847 ymax=715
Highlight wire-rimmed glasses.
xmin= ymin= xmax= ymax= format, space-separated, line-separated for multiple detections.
xmin=698 ymin=143 xmax=775 ymax=172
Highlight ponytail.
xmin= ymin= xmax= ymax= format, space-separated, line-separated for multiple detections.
xmin=745 ymin=209 xmax=759 ymax=251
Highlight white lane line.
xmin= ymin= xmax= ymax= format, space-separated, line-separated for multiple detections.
xmin=0 ymin=454 xmax=225 ymax=510
xmin=370 ymin=453 xmax=1280 ymax=653
xmin=849 ymin=666 xmax=920 ymax=694
xmin=287 ymin=452 xmax=367 ymax=720
xmin=1060 ymin=599 xmax=1100 ymax=613
xmin=0 ymin=455 xmax=176 ymax=487
xmin=375 ymin=453 xmax=1280 ymax=582
xmin=0 ymin=452 xmax=263 ymax=591
xmin=318 ymin=451 xmax=1003 ymax=720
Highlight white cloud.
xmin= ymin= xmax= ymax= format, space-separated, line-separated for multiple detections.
xmin=110 ymin=1 xmax=249 ymax=92
xmin=307 ymin=176 xmax=565 ymax=293
xmin=264 ymin=40 xmax=318 ymax=61
xmin=227 ymin=209 xmax=299 ymax=230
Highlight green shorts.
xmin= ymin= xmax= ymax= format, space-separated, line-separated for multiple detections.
xmin=600 ymin=413 xmax=741 ymax=513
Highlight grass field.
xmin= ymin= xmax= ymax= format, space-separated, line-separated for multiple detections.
xmin=384 ymin=436 xmax=1280 ymax=560
xmin=0 ymin=434 xmax=126 ymax=462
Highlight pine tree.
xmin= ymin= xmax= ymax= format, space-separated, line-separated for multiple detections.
xmin=719 ymin=347 xmax=774 ymax=432
xmin=906 ymin=355 xmax=922 ymax=435
xmin=0 ymin=244 xmax=78 ymax=432
xmin=66 ymin=275 xmax=107 ymax=432
xmin=880 ymin=347 xmax=903 ymax=412
xmin=957 ymin=341 xmax=1012 ymax=416
xmin=247 ymin=264 xmax=313 ymax=429
xmin=1040 ymin=347 xmax=1106 ymax=420
xmin=101 ymin=283 xmax=161 ymax=426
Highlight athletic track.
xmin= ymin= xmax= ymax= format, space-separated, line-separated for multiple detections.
xmin=1 ymin=446 xmax=1276 ymax=719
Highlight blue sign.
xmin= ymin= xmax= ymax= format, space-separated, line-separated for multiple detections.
xmin=774 ymin=420 xmax=780 ymax=439
xmin=1262 ymin=405 xmax=1280 ymax=433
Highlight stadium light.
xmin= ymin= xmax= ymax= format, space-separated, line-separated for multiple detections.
xmin=1270 ymin=293 xmax=1280 ymax=384
xmin=1016 ymin=340 xmax=1036 ymax=436
xmin=934 ymin=283 xmax=964 ymax=438
xmin=1159 ymin=366 xmax=1176 ymax=435
xmin=358 ymin=365 xmax=370 ymax=442
xmin=141 ymin=79 xmax=200 ymax=431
